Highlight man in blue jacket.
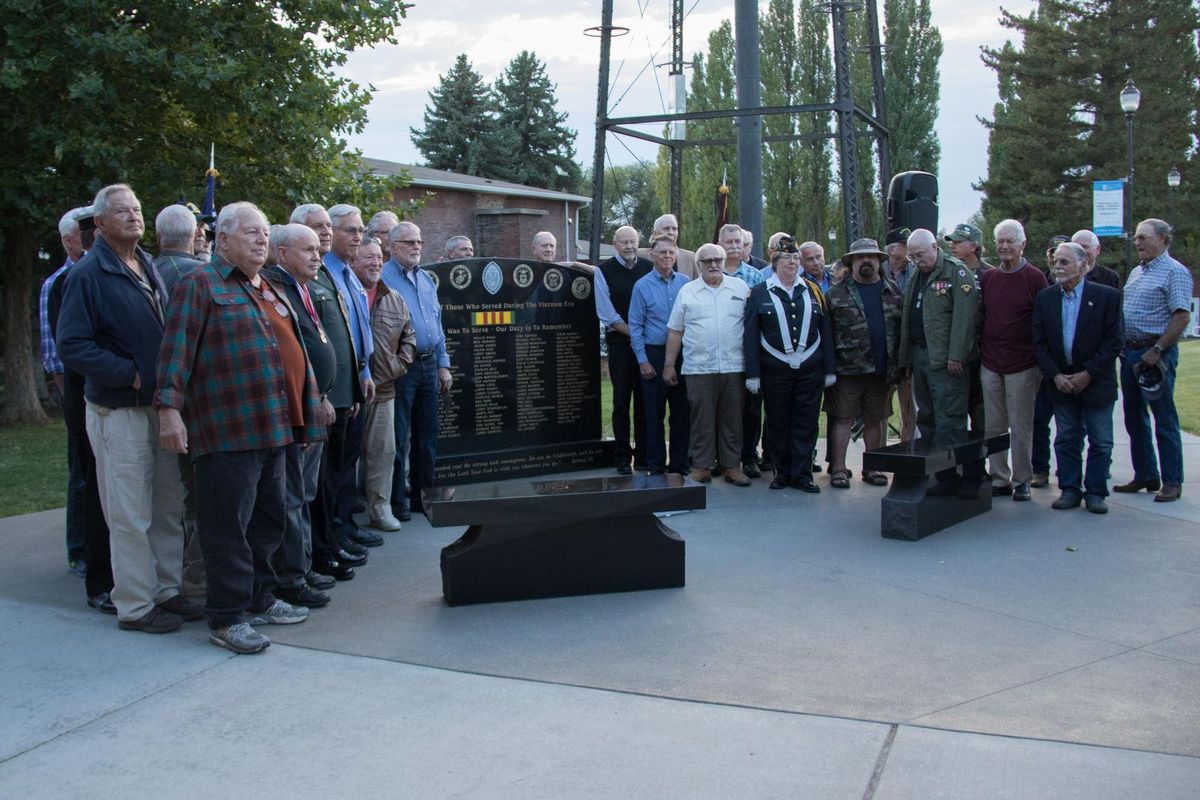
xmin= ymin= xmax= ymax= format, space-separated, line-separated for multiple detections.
xmin=57 ymin=184 xmax=201 ymax=634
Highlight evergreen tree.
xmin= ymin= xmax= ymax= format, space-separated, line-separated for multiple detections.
xmin=883 ymin=0 xmax=943 ymax=175
xmin=794 ymin=0 xmax=835 ymax=244
xmin=411 ymin=54 xmax=510 ymax=179
xmin=494 ymin=52 xmax=582 ymax=192
xmin=760 ymin=0 xmax=803 ymax=239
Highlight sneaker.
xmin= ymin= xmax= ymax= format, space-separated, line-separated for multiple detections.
xmin=157 ymin=594 xmax=205 ymax=621
xmin=68 ymin=558 xmax=87 ymax=578
xmin=87 ymin=591 xmax=117 ymax=615
xmin=118 ymin=606 xmax=183 ymax=634
xmin=247 ymin=599 xmax=310 ymax=626
xmin=275 ymin=583 xmax=331 ymax=609
xmin=349 ymin=528 xmax=384 ymax=547
xmin=305 ymin=570 xmax=336 ymax=590
xmin=209 ymin=622 xmax=270 ymax=654
xmin=369 ymin=513 xmax=402 ymax=532
xmin=1084 ymin=494 xmax=1109 ymax=514
xmin=1052 ymin=491 xmax=1082 ymax=510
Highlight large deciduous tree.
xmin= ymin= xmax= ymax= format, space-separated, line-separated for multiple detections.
xmin=0 ymin=0 xmax=410 ymax=423
xmin=494 ymin=51 xmax=582 ymax=192
xmin=883 ymin=0 xmax=943 ymax=176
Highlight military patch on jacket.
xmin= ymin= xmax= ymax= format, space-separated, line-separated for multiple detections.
xmin=932 ymin=280 xmax=951 ymax=295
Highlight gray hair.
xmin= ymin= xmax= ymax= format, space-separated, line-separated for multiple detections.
xmin=1055 ymin=242 xmax=1088 ymax=263
xmin=696 ymin=243 xmax=726 ymax=262
xmin=906 ymin=229 xmax=937 ymax=249
xmin=445 ymin=235 xmax=472 ymax=256
xmin=741 ymin=228 xmax=754 ymax=246
xmin=993 ymin=219 xmax=1026 ymax=243
xmin=718 ymin=223 xmax=743 ymax=240
xmin=387 ymin=221 xmax=420 ymax=243
xmin=92 ymin=184 xmax=136 ymax=219
xmin=155 ymin=204 xmax=197 ymax=247
xmin=267 ymin=224 xmax=287 ymax=263
xmin=1071 ymin=229 xmax=1100 ymax=248
xmin=886 ymin=242 xmax=905 ymax=255
xmin=1138 ymin=218 xmax=1172 ymax=246
xmin=366 ymin=210 xmax=399 ymax=238
xmin=798 ymin=240 xmax=824 ymax=254
xmin=652 ymin=214 xmax=678 ymax=231
xmin=289 ymin=203 xmax=326 ymax=224
xmin=767 ymin=231 xmax=791 ymax=250
xmin=59 ymin=206 xmax=88 ymax=237
xmin=327 ymin=203 xmax=362 ymax=227
xmin=532 ymin=230 xmax=555 ymax=245
xmin=216 ymin=201 xmax=267 ymax=238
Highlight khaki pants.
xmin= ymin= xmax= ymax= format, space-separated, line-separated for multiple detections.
xmin=686 ymin=372 xmax=744 ymax=470
xmin=85 ymin=404 xmax=184 ymax=621
xmin=363 ymin=398 xmax=396 ymax=523
xmin=980 ymin=364 xmax=1041 ymax=487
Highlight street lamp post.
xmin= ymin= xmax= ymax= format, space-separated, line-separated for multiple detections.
xmin=1167 ymin=165 xmax=1181 ymax=226
xmin=1120 ymin=79 xmax=1140 ymax=273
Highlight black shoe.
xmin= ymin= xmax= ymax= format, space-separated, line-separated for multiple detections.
xmin=353 ymin=497 xmax=367 ymax=514
xmin=157 ymin=595 xmax=205 ymax=621
xmin=1052 ymin=491 xmax=1083 ymax=510
xmin=812 ymin=462 xmax=823 ymax=474
xmin=305 ymin=570 xmax=335 ymax=590
xmin=340 ymin=540 xmax=369 ymax=557
xmin=742 ymin=462 xmax=762 ymax=479
xmin=118 ymin=606 xmax=183 ymax=634
xmin=276 ymin=583 xmax=331 ymax=609
xmin=1013 ymin=483 xmax=1032 ymax=502
xmin=791 ymin=478 xmax=820 ymax=493
xmin=88 ymin=591 xmax=117 ymax=615
xmin=349 ymin=528 xmax=384 ymax=548
xmin=1084 ymin=494 xmax=1109 ymax=514
xmin=337 ymin=547 xmax=368 ymax=566
xmin=615 ymin=463 xmax=633 ymax=475
xmin=393 ymin=506 xmax=413 ymax=522
xmin=316 ymin=560 xmax=355 ymax=581
xmin=926 ymin=480 xmax=960 ymax=497
xmin=992 ymin=484 xmax=1013 ymax=497
xmin=769 ymin=477 xmax=789 ymax=490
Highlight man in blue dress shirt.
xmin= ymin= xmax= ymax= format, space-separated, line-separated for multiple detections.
xmin=382 ymin=221 xmax=452 ymax=517
xmin=629 ymin=235 xmax=691 ymax=474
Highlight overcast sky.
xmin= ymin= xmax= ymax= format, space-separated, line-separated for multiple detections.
xmin=341 ymin=0 xmax=1038 ymax=232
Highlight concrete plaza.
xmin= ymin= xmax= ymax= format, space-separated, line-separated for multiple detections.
xmin=1 ymin=425 xmax=1197 ymax=798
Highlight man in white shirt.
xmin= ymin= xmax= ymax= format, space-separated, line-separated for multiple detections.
xmin=663 ymin=244 xmax=751 ymax=485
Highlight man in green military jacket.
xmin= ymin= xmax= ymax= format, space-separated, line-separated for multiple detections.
xmin=898 ymin=228 xmax=985 ymax=499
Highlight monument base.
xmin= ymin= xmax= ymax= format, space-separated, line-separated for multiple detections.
xmin=434 ymin=440 xmax=615 ymax=485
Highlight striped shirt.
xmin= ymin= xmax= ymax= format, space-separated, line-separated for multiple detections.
xmin=1122 ymin=252 xmax=1193 ymax=339
xmin=39 ymin=259 xmax=72 ymax=373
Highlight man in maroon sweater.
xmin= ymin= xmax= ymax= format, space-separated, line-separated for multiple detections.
xmin=979 ymin=219 xmax=1049 ymax=501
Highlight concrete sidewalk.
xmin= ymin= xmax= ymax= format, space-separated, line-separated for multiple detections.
xmin=1 ymin=425 xmax=1197 ymax=797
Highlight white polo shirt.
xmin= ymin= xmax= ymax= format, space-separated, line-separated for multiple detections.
xmin=667 ymin=274 xmax=750 ymax=374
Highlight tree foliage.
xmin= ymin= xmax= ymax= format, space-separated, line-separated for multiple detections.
xmin=978 ymin=0 xmax=1200 ymax=277
xmin=0 ymin=0 xmax=412 ymax=422
xmin=883 ymin=0 xmax=943 ymax=175
xmin=494 ymin=51 xmax=582 ymax=192
xmin=579 ymin=164 xmax=661 ymax=244
xmin=411 ymin=54 xmax=511 ymax=179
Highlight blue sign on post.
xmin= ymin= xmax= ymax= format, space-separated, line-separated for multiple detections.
xmin=1092 ymin=180 xmax=1124 ymax=237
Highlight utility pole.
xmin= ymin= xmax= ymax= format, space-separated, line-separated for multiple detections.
xmin=734 ymin=0 xmax=763 ymax=255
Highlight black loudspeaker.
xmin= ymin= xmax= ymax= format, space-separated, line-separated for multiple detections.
xmin=886 ymin=171 xmax=938 ymax=235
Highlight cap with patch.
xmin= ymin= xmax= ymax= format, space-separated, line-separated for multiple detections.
xmin=944 ymin=223 xmax=982 ymax=244
xmin=885 ymin=227 xmax=911 ymax=246
xmin=1046 ymin=234 xmax=1070 ymax=249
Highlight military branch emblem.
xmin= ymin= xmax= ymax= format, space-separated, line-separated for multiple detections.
xmin=482 ymin=261 xmax=504 ymax=296
xmin=543 ymin=268 xmax=563 ymax=292
xmin=513 ymin=263 xmax=534 ymax=288
xmin=571 ymin=276 xmax=591 ymax=300
xmin=427 ymin=270 xmax=440 ymax=290
xmin=450 ymin=264 xmax=472 ymax=290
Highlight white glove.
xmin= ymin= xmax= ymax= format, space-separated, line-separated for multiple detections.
xmin=824 ymin=374 xmax=837 ymax=388
xmin=745 ymin=378 xmax=761 ymax=394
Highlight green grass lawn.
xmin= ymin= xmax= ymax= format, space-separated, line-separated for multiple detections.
xmin=1175 ymin=339 xmax=1200 ymax=436
xmin=0 ymin=418 xmax=67 ymax=518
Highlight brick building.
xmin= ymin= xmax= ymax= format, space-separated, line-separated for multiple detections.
xmin=363 ymin=157 xmax=594 ymax=263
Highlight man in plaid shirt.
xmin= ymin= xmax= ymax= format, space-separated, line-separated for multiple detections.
xmin=157 ymin=201 xmax=330 ymax=654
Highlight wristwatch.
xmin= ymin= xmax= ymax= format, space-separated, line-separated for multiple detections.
xmin=1152 ymin=344 xmax=1164 ymax=354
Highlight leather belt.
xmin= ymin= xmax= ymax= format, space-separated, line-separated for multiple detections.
xmin=1124 ymin=337 xmax=1159 ymax=349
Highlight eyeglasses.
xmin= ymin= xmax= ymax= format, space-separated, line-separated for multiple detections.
xmin=393 ymin=239 xmax=423 ymax=246
xmin=336 ymin=226 xmax=365 ymax=236
xmin=698 ymin=257 xmax=723 ymax=265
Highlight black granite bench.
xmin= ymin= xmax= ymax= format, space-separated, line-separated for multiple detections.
xmin=862 ymin=433 xmax=1010 ymax=541
xmin=424 ymin=473 xmax=704 ymax=605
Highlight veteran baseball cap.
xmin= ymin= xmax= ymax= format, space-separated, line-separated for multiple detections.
xmin=944 ymin=223 xmax=982 ymax=244
xmin=884 ymin=227 xmax=911 ymax=246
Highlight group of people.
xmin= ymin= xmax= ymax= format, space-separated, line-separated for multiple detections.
xmin=43 ymin=186 xmax=454 ymax=654
xmin=39 ymin=187 xmax=1192 ymax=654
xmin=593 ymin=214 xmax=1192 ymax=512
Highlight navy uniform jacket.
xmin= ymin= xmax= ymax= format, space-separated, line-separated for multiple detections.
xmin=1032 ymin=280 xmax=1123 ymax=408
xmin=743 ymin=277 xmax=833 ymax=378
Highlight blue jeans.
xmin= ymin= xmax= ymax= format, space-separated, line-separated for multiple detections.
xmin=641 ymin=344 xmax=690 ymax=473
xmin=1120 ymin=345 xmax=1183 ymax=485
xmin=1051 ymin=395 xmax=1114 ymax=497
xmin=392 ymin=358 xmax=440 ymax=513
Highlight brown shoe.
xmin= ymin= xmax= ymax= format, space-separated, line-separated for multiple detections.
xmin=1154 ymin=484 xmax=1182 ymax=502
xmin=724 ymin=468 xmax=752 ymax=487
xmin=687 ymin=468 xmax=712 ymax=484
xmin=157 ymin=594 xmax=205 ymax=622
xmin=1030 ymin=472 xmax=1049 ymax=488
xmin=118 ymin=606 xmax=183 ymax=634
xmin=1114 ymin=478 xmax=1162 ymax=493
